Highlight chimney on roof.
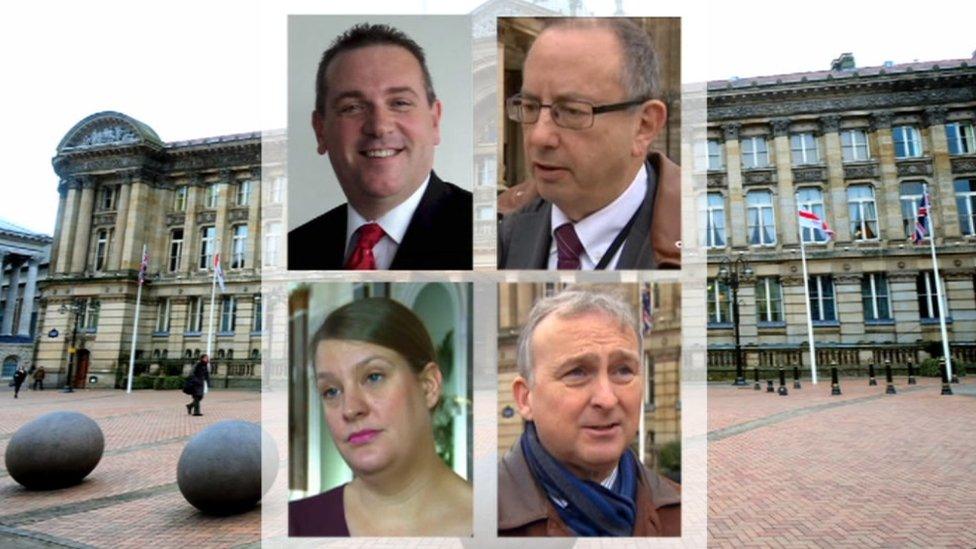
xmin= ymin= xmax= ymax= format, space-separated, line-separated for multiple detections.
xmin=831 ymin=52 xmax=856 ymax=71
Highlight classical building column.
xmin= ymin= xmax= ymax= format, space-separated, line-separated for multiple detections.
xmin=2 ymin=256 xmax=24 ymax=335
xmin=180 ymin=175 xmax=203 ymax=274
xmin=214 ymin=171 xmax=231 ymax=268
xmin=925 ymin=107 xmax=961 ymax=238
xmin=871 ymin=112 xmax=902 ymax=242
xmin=889 ymin=270 xmax=922 ymax=343
xmin=722 ymin=123 xmax=746 ymax=248
xmin=56 ymin=181 xmax=80 ymax=274
xmin=781 ymin=271 xmax=808 ymax=340
xmin=834 ymin=272 xmax=866 ymax=342
xmin=16 ymin=257 xmax=39 ymax=336
xmin=70 ymin=176 xmax=97 ymax=273
xmin=120 ymin=174 xmax=150 ymax=271
xmin=50 ymin=182 xmax=68 ymax=273
xmin=109 ymin=177 xmax=132 ymax=270
xmin=820 ymin=115 xmax=850 ymax=241
xmin=771 ymin=118 xmax=798 ymax=246
xmin=245 ymin=169 xmax=260 ymax=272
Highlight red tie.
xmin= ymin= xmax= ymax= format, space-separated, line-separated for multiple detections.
xmin=344 ymin=223 xmax=386 ymax=270
xmin=554 ymin=222 xmax=584 ymax=270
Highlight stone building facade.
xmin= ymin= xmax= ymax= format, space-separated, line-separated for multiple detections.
xmin=0 ymin=220 xmax=51 ymax=379
xmin=704 ymin=53 xmax=976 ymax=372
xmin=496 ymin=282 xmax=681 ymax=469
xmin=36 ymin=112 xmax=279 ymax=388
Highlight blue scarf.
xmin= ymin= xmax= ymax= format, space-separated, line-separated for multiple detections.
xmin=520 ymin=422 xmax=638 ymax=536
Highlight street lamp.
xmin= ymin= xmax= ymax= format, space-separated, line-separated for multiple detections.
xmin=59 ymin=298 xmax=99 ymax=393
xmin=717 ymin=255 xmax=753 ymax=386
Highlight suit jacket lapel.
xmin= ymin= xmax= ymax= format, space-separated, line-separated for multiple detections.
xmin=326 ymin=207 xmax=348 ymax=269
xmin=390 ymin=172 xmax=442 ymax=269
xmin=507 ymin=202 xmax=552 ymax=269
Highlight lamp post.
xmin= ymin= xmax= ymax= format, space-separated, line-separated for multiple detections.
xmin=718 ymin=255 xmax=753 ymax=386
xmin=59 ymin=299 xmax=99 ymax=393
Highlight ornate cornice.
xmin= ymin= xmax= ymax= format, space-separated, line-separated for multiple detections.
xmin=771 ymin=118 xmax=791 ymax=137
xmin=793 ymin=166 xmax=826 ymax=183
xmin=821 ymin=115 xmax=840 ymax=133
xmin=844 ymin=162 xmax=880 ymax=180
xmin=742 ymin=168 xmax=776 ymax=186
xmin=196 ymin=211 xmax=216 ymax=225
xmin=707 ymin=173 xmax=727 ymax=188
xmin=923 ymin=106 xmax=948 ymax=127
xmin=870 ymin=111 xmax=893 ymax=131
xmin=166 ymin=213 xmax=186 ymax=226
xmin=950 ymin=157 xmax=976 ymax=174
xmin=722 ymin=123 xmax=740 ymax=141
xmin=896 ymin=159 xmax=934 ymax=177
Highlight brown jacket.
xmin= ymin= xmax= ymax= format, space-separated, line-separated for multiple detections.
xmin=497 ymin=443 xmax=681 ymax=537
xmin=497 ymin=151 xmax=681 ymax=269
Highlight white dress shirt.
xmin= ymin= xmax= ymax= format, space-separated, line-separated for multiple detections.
xmin=344 ymin=175 xmax=430 ymax=269
xmin=547 ymin=165 xmax=648 ymax=270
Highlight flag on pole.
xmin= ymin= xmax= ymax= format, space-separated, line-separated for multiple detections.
xmin=641 ymin=283 xmax=653 ymax=335
xmin=911 ymin=193 xmax=931 ymax=244
xmin=214 ymin=253 xmax=226 ymax=292
xmin=138 ymin=248 xmax=150 ymax=286
xmin=798 ymin=209 xmax=835 ymax=240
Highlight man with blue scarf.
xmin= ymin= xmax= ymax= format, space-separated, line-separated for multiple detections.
xmin=498 ymin=289 xmax=681 ymax=537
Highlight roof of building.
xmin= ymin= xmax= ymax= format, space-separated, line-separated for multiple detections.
xmin=0 ymin=219 xmax=48 ymax=239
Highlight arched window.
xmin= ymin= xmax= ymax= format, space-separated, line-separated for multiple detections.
xmin=2 ymin=356 xmax=18 ymax=378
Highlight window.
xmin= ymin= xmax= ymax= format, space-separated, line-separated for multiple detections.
xmin=746 ymin=190 xmax=776 ymax=245
xmin=220 ymin=296 xmax=237 ymax=332
xmin=946 ymin=121 xmax=975 ymax=155
xmin=99 ymin=186 xmax=115 ymax=210
xmin=900 ymin=181 xmax=927 ymax=239
xmin=841 ymin=129 xmax=871 ymax=162
xmin=707 ymin=139 xmax=724 ymax=170
xmin=270 ymin=176 xmax=285 ymax=204
xmin=796 ymin=187 xmax=828 ymax=243
xmin=174 ymin=187 xmax=188 ymax=212
xmin=701 ymin=193 xmax=726 ymax=248
xmin=847 ymin=185 xmax=878 ymax=240
xmin=80 ymin=298 xmax=99 ymax=331
xmin=893 ymin=125 xmax=922 ymax=158
xmin=231 ymin=224 xmax=248 ymax=269
xmin=756 ymin=277 xmax=783 ymax=323
xmin=741 ymin=136 xmax=769 ymax=168
xmin=168 ymin=229 xmax=183 ymax=272
xmin=707 ymin=278 xmax=733 ymax=324
xmin=94 ymin=229 xmax=110 ymax=271
xmin=236 ymin=180 xmax=250 ymax=206
xmin=862 ymin=273 xmax=892 ymax=321
xmin=808 ymin=275 xmax=836 ymax=322
xmin=790 ymin=133 xmax=820 ymax=165
xmin=252 ymin=294 xmax=263 ymax=332
xmin=917 ymin=271 xmax=948 ymax=320
xmin=186 ymin=297 xmax=204 ymax=333
xmin=263 ymin=222 xmax=281 ymax=267
xmin=954 ymin=178 xmax=976 ymax=236
xmin=204 ymin=184 xmax=219 ymax=209
xmin=199 ymin=226 xmax=216 ymax=269
xmin=155 ymin=298 xmax=171 ymax=333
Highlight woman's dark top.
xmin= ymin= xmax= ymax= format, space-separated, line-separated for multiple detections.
xmin=289 ymin=484 xmax=350 ymax=537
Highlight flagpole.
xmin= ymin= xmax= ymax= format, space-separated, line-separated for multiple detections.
xmin=797 ymin=220 xmax=819 ymax=385
xmin=126 ymin=243 xmax=147 ymax=394
xmin=205 ymin=248 xmax=220 ymax=394
xmin=923 ymin=184 xmax=953 ymax=379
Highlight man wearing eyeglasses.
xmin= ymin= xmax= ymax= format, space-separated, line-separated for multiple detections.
xmin=288 ymin=23 xmax=472 ymax=271
xmin=497 ymin=19 xmax=681 ymax=270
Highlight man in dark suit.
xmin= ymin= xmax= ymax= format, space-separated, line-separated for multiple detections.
xmin=289 ymin=23 xmax=472 ymax=270
xmin=498 ymin=18 xmax=680 ymax=270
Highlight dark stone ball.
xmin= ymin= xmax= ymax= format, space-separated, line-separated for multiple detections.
xmin=177 ymin=420 xmax=278 ymax=515
xmin=4 ymin=411 xmax=104 ymax=490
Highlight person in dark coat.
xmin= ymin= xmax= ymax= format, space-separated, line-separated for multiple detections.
xmin=32 ymin=366 xmax=46 ymax=391
xmin=186 ymin=354 xmax=211 ymax=416
xmin=12 ymin=366 xmax=28 ymax=398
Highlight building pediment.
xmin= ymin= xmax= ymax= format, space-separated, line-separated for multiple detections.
xmin=57 ymin=111 xmax=164 ymax=154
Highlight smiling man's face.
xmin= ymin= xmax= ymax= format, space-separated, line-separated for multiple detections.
xmin=312 ymin=44 xmax=441 ymax=219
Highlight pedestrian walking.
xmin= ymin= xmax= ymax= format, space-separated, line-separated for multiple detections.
xmin=12 ymin=366 xmax=27 ymax=398
xmin=184 ymin=354 xmax=211 ymax=416
xmin=32 ymin=366 xmax=46 ymax=391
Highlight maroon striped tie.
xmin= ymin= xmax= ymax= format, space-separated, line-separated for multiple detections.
xmin=554 ymin=222 xmax=584 ymax=270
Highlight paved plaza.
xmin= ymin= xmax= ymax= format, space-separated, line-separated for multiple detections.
xmin=708 ymin=375 xmax=976 ymax=548
xmin=0 ymin=387 xmax=271 ymax=548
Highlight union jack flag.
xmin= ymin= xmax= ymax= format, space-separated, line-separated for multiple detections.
xmin=911 ymin=193 xmax=931 ymax=244
xmin=641 ymin=283 xmax=653 ymax=335
xmin=138 ymin=248 xmax=150 ymax=286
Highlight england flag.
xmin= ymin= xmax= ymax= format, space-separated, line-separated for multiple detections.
xmin=798 ymin=209 xmax=835 ymax=240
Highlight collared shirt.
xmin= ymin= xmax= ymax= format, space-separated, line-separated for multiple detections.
xmin=344 ymin=175 xmax=430 ymax=269
xmin=547 ymin=165 xmax=647 ymax=270
xmin=549 ymin=466 xmax=620 ymax=509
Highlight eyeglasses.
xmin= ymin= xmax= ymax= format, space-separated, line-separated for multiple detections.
xmin=505 ymin=94 xmax=650 ymax=130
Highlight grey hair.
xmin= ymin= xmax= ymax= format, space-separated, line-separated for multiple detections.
xmin=516 ymin=289 xmax=640 ymax=383
xmin=539 ymin=18 xmax=661 ymax=101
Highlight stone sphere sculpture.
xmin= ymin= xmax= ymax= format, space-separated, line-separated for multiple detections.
xmin=177 ymin=420 xmax=279 ymax=515
xmin=5 ymin=411 xmax=104 ymax=490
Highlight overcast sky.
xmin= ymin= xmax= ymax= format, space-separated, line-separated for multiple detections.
xmin=1 ymin=0 xmax=972 ymax=235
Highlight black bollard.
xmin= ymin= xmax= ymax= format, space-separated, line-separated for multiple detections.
xmin=793 ymin=365 xmax=801 ymax=389
xmin=778 ymin=368 xmax=788 ymax=396
xmin=884 ymin=360 xmax=896 ymax=395
xmin=754 ymin=367 xmax=761 ymax=391
xmin=940 ymin=358 xmax=953 ymax=396
xmin=868 ymin=363 xmax=878 ymax=386
xmin=830 ymin=366 xmax=842 ymax=396
xmin=907 ymin=361 xmax=916 ymax=385
xmin=766 ymin=380 xmax=775 ymax=393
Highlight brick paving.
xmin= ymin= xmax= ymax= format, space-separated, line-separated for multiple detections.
xmin=0 ymin=387 xmax=266 ymax=548
xmin=708 ymin=376 xmax=976 ymax=548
